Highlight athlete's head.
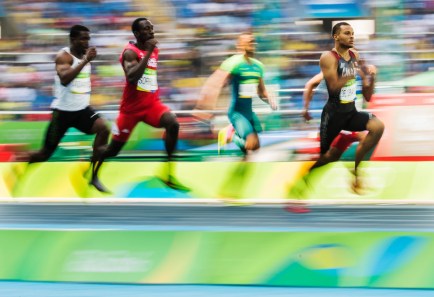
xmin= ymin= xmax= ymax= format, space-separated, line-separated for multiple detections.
xmin=236 ymin=32 xmax=256 ymax=57
xmin=332 ymin=22 xmax=354 ymax=49
xmin=132 ymin=17 xmax=154 ymax=43
xmin=69 ymin=25 xmax=90 ymax=54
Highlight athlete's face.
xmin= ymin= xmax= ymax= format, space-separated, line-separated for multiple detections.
xmin=334 ymin=25 xmax=354 ymax=49
xmin=71 ymin=31 xmax=90 ymax=54
xmin=237 ymin=34 xmax=256 ymax=56
xmin=134 ymin=20 xmax=155 ymax=43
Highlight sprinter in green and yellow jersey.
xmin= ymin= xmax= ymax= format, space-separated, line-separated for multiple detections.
xmin=197 ymin=32 xmax=277 ymax=156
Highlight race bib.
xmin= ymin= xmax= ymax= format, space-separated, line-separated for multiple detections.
xmin=340 ymin=81 xmax=356 ymax=103
xmin=239 ymin=83 xmax=257 ymax=98
xmin=70 ymin=77 xmax=91 ymax=94
xmin=137 ymin=73 xmax=158 ymax=92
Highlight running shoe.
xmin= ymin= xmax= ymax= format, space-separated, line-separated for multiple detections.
xmin=90 ymin=176 xmax=111 ymax=194
xmin=164 ymin=175 xmax=190 ymax=192
xmin=217 ymin=125 xmax=235 ymax=154
xmin=349 ymin=168 xmax=369 ymax=195
xmin=3 ymin=162 xmax=28 ymax=194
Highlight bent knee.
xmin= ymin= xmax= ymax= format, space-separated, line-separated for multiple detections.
xmin=168 ymin=121 xmax=180 ymax=133
xmin=98 ymin=126 xmax=110 ymax=137
xmin=245 ymin=134 xmax=260 ymax=151
xmin=367 ymin=117 xmax=385 ymax=135
xmin=92 ymin=119 xmax=110 ymax=134
xmin=160 ymin=112 xmax=179 ymax=128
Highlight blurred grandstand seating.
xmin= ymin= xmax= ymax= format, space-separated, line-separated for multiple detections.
xmin=0 ymin=0 xmax=432 ymax=112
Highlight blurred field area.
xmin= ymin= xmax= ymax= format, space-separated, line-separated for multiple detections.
xmin=0 ymin=0 xmax=433 ymax=161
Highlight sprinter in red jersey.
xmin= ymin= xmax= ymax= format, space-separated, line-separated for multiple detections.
xmin=90 ymin=18 xmax=183 ymax=193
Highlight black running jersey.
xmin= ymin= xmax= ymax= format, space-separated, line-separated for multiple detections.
xmin=326 ymin=50 xmax=358 ymax=112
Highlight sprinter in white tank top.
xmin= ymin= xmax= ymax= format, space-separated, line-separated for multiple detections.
xmin=51 ymin=46 xmax=91 ymax=111
xmin=28 ymin=25 xmax=109 ymax=182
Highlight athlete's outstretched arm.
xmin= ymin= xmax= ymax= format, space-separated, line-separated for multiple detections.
xmin=359 ymin=62 xmax=377 ymax=102
xmin=302 ymin=72 xmax=323 ymax=121
xmin=258 ymin=78 xmax=277 ymax=110
xmin=320 ymin=51 xmax=353 ymax=93
xmin=56 ymin=47 xmax=96 ymax=86
xmin=303 ymin=72 xmax=323 ymax=109
xmin=351 ymin=51 xmax=377 ymax=102
xmin=196 ymin=69 xmax=230 ymax=110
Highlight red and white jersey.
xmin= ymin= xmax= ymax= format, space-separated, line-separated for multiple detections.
xmin=119 ymin=42 xmax=160 ymax=114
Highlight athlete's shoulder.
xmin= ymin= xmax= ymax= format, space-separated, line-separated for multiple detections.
xmin=59 ymin=46 xmax=69 ymax=54
xmin=348 ymin=49 xmax=360 ymax=60
xmin=56 ymin=47 xmax=71 ymax=57
xmin=220 ymin=54 xmax=243 ymax=72
xmin=222 ymin=54 xmax=243 ymax=64
xmin=120 ymin=42 xmax=138 ymax=60
xmin=319 ymin=51 xmax=338 ymax=66
xmin=320 ymin=50 xmax=336 ymax=60
xmin=250 ymin=57 xmax=264 ymax=67
xmin=124 ymin=41 xmax=136 ymax=49
xmin=55 ymin=47 xmax=73 ymax=63
xmin=123 ymin=41 xmax=139 ymax=53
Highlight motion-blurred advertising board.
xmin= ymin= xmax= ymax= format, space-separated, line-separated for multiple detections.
xmin=369 ymin=93 xmax=434 ymax=160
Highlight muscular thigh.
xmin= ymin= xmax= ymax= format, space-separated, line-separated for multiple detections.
xmin=320 ymin=107 xmax=344 ymax=154
xmin=44 ymin=110 xmax=71 ymax=151
xmin=251 ymin=112 xmax=263 ymax=134
xmin=142 ymin=100 xmax=170 ymax=128
xmin=229 ymin=112 xmax=255 ymax=140
xmin=72 ymin=106 xmax=100 ymax=134
xmin=111 ymin=113 xmax=140 ymax=142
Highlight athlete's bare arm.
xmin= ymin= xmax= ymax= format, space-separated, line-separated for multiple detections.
xmin=304 ymin=72 xmax=323 ymax=108
xmin=56 ymin=47 xmax=96 ymax=86
xmin=122 ymin=38 xmax=158 ymax=84
xmin=349 ymin=50 xmax=376 ymax=101
xmin=302 ymin=72 xmax=323 ymax=121
xmin=358 ymin=59 xmax=377 ymax=102
xmin=257 ymin=78 xmax=277 ymax=110
xmin=196 ymin=69 xmax=230 ymax=110
xmin=319 ymin=51 xmax=353 ymax=93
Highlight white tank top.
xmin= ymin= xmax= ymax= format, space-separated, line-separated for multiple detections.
xmin=51 ymin=47 xmax=91 ymax=111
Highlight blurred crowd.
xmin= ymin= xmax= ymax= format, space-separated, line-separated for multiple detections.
xmin=0 ymin=0 xmax=433 ymax=115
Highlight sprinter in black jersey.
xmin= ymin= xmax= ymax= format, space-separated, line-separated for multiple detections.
xmin=312 ymin=22 xmax=384 ymax=192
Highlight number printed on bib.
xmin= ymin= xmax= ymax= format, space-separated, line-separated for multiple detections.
xmin=339 ymin=81 xmax=356 ymax=103
xmin=137 ymin=74 xmax=158 ymax=92
xmin=70 ymin=66 xmax=91 ymax=94
xmin=70 ymin=77 xmax=91 ymax=94
xmin=239 ymin=83 xmax=257 ymax=98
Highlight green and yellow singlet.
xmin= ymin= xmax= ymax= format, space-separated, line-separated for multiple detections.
xmin=220 ymin=54 xmax=264 ymax=119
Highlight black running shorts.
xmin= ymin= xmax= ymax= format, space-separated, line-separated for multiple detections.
xmin=319 ymin=104 xmax=373 ymax=154
xmin=43 ymin=106 xmax=100 ymax=152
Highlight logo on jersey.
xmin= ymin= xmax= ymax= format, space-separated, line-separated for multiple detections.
xmin=340 ymin=62 xmax=357 ymax=78
xmin=147 ymin=58 xmax=157 ymax=68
